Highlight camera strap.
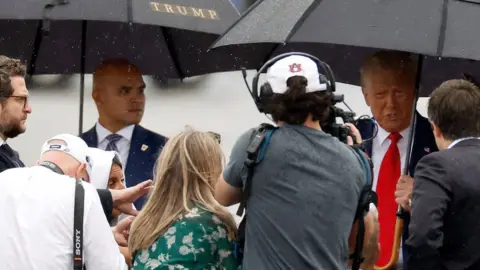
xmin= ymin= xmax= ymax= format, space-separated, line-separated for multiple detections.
xmin=39 ymin=161 xmax=85 ymax=270
xmin=39 ymin=161 xmax=64 ymax=175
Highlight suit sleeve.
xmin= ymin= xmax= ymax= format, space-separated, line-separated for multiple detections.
xmin=96 ymin=189 xmax=114 ymax=223
xmin=0 ymin=160 xmax=11 ymax=173
xmin=406 ymin=153 xmax=451 ymax=270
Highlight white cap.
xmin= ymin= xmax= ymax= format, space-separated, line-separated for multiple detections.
xmin=87 ymin=147 xmax=124 ymax=189
xmin=40 ymin=134 xmax=92 ymax=174
xmin=266 ymin=55 xmax=328 ymax=94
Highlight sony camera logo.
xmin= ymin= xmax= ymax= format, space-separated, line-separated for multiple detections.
xmin=75 ymin=229 xmax=81 ymax=256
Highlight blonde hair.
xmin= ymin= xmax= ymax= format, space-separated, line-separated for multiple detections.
xmin=360 ymin=50 xmax=417 ymax=88
xmin=128 ymin=127 xmax=237 ymax=254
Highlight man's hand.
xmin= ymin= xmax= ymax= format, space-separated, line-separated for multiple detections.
xmin=112 ymin=216 xmax=135 ymax=247
xmin=110 ymin=179 xmax=153 ymax=216
xmin=345 ymin=123 xmax=362 ymax=146
xmin=395 ymin=175 xmax=414 ymax=212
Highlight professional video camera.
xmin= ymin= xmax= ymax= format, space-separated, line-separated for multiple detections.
xmin=241 ymin=52 xmax=373 ymax=144
xmin=322 ymin=93 xmax=357 ymax=144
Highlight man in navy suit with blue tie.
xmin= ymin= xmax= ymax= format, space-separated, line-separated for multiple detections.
xmin=80 ymin=59 xmax=167 ymax=210
xmin=355 ymin=51 xmax=438 ymax=269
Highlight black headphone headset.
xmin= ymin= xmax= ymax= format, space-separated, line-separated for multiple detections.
xmin=250 ymin=52 xmax=337 ymax=113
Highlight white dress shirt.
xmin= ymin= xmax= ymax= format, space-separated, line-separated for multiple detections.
xmin=0 ymin=166 xmax=127 ymax=270
xmin=96 ymin=123 xmax=134 ymax=167
xmin=371 ymin=124 xmax=411 ymax=191
xmin=448 ymin=137 xmax=480 ymax=149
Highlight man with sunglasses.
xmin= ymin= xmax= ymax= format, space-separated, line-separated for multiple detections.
xmin=0 ymin=55 xmax=32 ymax=172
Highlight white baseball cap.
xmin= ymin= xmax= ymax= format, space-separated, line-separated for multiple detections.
xmin=40 ymin=134 xmax=92 ymax=173
xmin=266 ymin=55 xmax=328 ymax=94
xmin=87 ymin=147 xmax=124 ymax=189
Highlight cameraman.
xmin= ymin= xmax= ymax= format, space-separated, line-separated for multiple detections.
xmin=215 ymin=55 xmax=368 ymax=269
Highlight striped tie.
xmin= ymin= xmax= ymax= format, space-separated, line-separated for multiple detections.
xmin=105 ymin=134 xmax=123 ymax=152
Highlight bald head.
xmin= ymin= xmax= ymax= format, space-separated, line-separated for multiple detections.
xmin=93 ymin=59 xmax=141 ymax=90
xmin=92 ymin=58 xmax=146 ymax=132
xmin=39 ymin=139 xmax=88 ymax=181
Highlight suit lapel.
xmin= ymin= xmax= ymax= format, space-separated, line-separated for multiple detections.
xmin=81 ymin=126 xmax=98 ymax=147
xmin=125 ymin=125 xmax=153 ymax=186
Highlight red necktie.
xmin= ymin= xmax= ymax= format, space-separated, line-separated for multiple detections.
xmin=376 ymin=132 xmax=402 ymax=268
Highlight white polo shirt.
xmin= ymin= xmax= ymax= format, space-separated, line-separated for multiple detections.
xmin=0 ymin=166 xmax=127 ymax=270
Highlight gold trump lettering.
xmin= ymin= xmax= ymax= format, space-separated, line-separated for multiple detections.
xmin=150 ymin=2 xmax=219 ymax=20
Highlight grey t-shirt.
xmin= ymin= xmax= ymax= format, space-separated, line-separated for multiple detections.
xmin=223 ymin=124 xmax=366 ymax=270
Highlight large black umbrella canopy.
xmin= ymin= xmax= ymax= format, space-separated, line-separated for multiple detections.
xmin=0 ymin=0 xmax=248 ymax=79
xmin=212 ymin=0 xmax=480 ymax=61
xmin=0 ymin=20 xmax=270 ymax=79
xmin=0 ymin=0 xmax=240 ymax=34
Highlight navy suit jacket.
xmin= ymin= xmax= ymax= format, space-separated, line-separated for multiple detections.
xmin=80 ymin=124 xmax=167 ymax=209
xmin=356 ymin=112 xmax=438 ymax=268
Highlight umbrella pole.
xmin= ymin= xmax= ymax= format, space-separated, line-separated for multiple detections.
xmin=27 ymin=21 xmax=45 ymax=76
xmin=78 ymin=20 xmax=87 ymax=135
xmin=374 ymin=55 xmax=423 ymax=270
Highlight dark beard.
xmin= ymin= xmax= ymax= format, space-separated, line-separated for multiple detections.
xmin=0 ymin=114 xmax=24 ymax=139
xmin=1 ymin=123 xmax=23 ymax=139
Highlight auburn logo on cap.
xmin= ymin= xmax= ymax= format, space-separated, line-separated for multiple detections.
xmin=289 ymin=63 xmax=302 ymax=73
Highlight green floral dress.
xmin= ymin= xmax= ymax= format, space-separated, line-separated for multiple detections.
xmin=132 ymin=207 xmax=238 ymax=270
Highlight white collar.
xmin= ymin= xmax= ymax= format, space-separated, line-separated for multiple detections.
xmin=375 ymin=123 xmax=411 ymax=146
xmin=448 ymin=137 xmax=480 ymax=149
xmin=95 ymin=122 xmax=135 ymax=144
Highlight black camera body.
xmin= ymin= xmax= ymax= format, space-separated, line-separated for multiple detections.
xmin=322 ymin=93 xmax=357 ymax=144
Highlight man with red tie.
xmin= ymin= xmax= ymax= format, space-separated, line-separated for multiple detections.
xmin=355 ymin=51 xmax=438 ymax=269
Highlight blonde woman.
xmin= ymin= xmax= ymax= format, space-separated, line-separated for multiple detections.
xmin=129 ymin=128 xmax=238 ymax=269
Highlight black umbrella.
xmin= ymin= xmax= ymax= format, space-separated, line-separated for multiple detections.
xmin=209 ymin=0 xmax=480 ymax=97
xmin=209 ymin=0 xmax=480 ymax=268
xmin=0 ymin=0 xmax=271 ymax=133
xmin=212 ymin=0 xmax=480 ymax=60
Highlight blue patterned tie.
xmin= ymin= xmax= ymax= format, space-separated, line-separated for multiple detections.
xmin=105 ymin=134 xmax=123 ymax=152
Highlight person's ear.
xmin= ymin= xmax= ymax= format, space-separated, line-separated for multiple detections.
xmin=430 ymin=121 xmax=442 ymax=139
xmin=75 ymin=163 xmax=87 ymax=180
xmin=92 ymin=89 xmax=102 ymax=105
xmin=35 ymin=160 xmax=40 ymax=165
